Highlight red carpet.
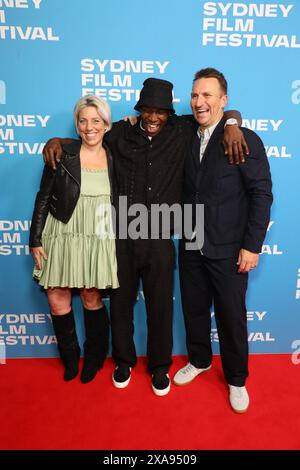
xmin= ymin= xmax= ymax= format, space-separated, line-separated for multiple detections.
xmin=0 ymin=354 xmax=299 ymax=450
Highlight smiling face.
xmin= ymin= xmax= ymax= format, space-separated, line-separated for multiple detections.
xmin=77 ymin=106 xmax=106 ymax=148
xmin=140 ymin=107 xmax=169 ymax=137
xmin=190 ymin=77 xmax=228 ymax=130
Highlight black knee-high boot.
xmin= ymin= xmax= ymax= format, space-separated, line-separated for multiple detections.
xmin=51 ymin=311 xmax=81 ymax=381
xmin=81 ymin=305 xmax=109 ymax=384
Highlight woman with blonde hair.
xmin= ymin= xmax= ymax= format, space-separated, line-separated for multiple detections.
xmin=29 ymin=95 xmax=118 ymax=383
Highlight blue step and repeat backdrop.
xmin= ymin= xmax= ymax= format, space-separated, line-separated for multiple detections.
xmin=0 ymin=0 xmax=299 ymax=359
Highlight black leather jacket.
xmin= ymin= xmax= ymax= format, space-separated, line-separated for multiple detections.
xmin=29 ymin=140 xmax=115 ymax=248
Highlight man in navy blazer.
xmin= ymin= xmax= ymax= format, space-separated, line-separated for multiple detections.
xmin=173 ymin=68 xmax=273 ymax=413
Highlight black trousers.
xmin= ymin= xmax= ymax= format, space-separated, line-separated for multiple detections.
xmin=110 ymin=239 xmax=175 ymax=374
xmin=179 ymin=247 xmax=249 ymax=386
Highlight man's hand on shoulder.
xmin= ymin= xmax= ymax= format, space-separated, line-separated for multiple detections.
xmin=43 ymin=138 xmax=64 ymax=170
xmin=223 ymin=124 xmax=249 ymax=165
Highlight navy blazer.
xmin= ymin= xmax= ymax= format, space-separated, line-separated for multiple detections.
xmin=182 ymin=116 xmax=273 ymax=258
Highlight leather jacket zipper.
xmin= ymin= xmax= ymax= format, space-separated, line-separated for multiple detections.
xmin=61 ymin=162 xmax=80 ymax=187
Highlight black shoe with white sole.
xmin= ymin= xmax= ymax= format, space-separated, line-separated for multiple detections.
xmin=152 ymin=371 xmax=170 ymax=396
xmin=112 ymin=365 xmax=131 ymax=388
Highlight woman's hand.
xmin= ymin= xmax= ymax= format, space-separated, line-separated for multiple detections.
xmin=123 ymin=115 xmax=138 ymax=126
xmin=31 ymin=246 xmax=48 ymax=270
xmin=223 ymin=125 xmax=249 ymax=165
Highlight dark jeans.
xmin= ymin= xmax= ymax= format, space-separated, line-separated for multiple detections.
xmin=179 ymin=247 xmax=249 ymax=386
xmin=110 ymin=238 xmax=175 ymax=374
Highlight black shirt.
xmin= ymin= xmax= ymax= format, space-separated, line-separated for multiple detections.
xmin=105 ymin=115 xmax=196 ymax=209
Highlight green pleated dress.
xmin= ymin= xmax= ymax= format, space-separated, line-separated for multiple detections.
xmin=33 ymin=168 xmax=119 ymax=289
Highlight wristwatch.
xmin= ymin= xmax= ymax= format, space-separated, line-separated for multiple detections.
xmin=225 ymin=118 xmax=238 ymax=126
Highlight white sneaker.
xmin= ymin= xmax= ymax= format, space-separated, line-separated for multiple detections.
xmin=173 ymin=362 xmax=211 ymax=386
xmin=228 ymin=385 xmax=249 ymax=413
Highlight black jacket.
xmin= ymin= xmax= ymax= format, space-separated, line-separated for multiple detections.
xmin=182 ymin=117 xmax=273 ymax=258
xmin=29 ymin=140 xmax=115 ymax=248
xmin=105 ymin=115 xmax=195 ymax=208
